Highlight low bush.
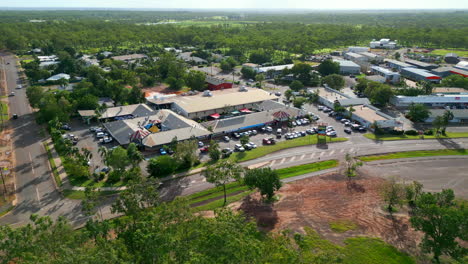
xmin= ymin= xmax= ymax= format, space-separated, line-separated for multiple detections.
xmin=388 ymin=130 xmax=404 ymax=135
xmin=423 ymin=129 xmax=434 ymax=135
xmin=404 ymin=130 xmax=418 ymax=136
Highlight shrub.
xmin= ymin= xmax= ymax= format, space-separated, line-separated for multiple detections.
xmin=424 ymin=129 xmax=434 ymax=135
xmin=147 ymin=155 xmax=179 ymax=178
xmin=404 ymin=130 xmax=418 ymax=136
xmin=388 ymin=130 xmax=404 ymax=135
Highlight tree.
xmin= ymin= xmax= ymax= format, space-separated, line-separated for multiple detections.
xmin=285 ymin=89 xmax=294 ymax=101
xmin=240 ymin=134 xmax=250 ymax=146
xmin=26 ymin=85 xmax=44 ymax=107
xmin=380 ymin=177 xmax=405 ymax=213
xmin=127 ymin=143 xmax=144 ymax=167
xmin=174 ymin=139 xmax=199 ymax=168
xmin=249 ymin=49 xmax=271 ymax=64
xmin=364 ymin=82 xmax=393 ymax=106
xmin=107 ymin=146 xmax=130 ymax=173
xmin=441 ymin=110 xmax=454 ymax=134
xmin=440 ymin=74 xmax=468 ymax=89
xmin=344 ymin=153 xmax=362 ymax=180
xmin=410 ymin=189 xmax=468 ymax=263
xmin=291 ymin=63 xmax=312 ymax=85
xmin=289 ymin=80 xmax=304 ymax=91
xmin=322 ymin=74 xmax=345 ymax=90
xmin=208 ymin=140 xmax=221 ymax=161
xmin=241 ymin=66 xmax=256 ymax=80
xmin=202 ymin=160 xmax=244 ymax=205
xmin=405 ymin=181 xmax=423 ymax=207
xmin=317 ymin=59 xmax=340 ymax=76
xmin=293 ymin=97 xmax=307 ymax=109
xmin=220 ymin=57 xmax=237 ymax=72
xmin=394 ymin=52 xmax=401 ymax=60
xmin=432 ymin=115 xmax=445 ymax=133
xmin=147 ymin=155 xmax=178 ymax=178
xmin=244 ymin=167 xmax=282 ymax=201
xmin=255 ymin=73 xmax=265 ymax=87
xmin=421 ymin=81 xmax=434 ymax=95
xmin=306 ymin=89 xmax=319 ymax=104
xmin=186 ymin=70 xmax=206 ymax=91
xmin=81 ymin=187 xmax=103 ymax=220
xmin=355 ymin=78 xmax=369 ymax=94
xmin=407 ymin=103 xmax=430 ymax=122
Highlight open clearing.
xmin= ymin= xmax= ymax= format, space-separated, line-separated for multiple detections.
xmin=231 ymin=172 xmax=422 ymax=255
xmin=360 ymin=157 xmax=468 ymax=198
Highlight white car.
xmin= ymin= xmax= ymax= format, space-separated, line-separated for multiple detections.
xmin=326 ymin=126 xmax=334 ymax=131
xmin=326 ymin=131 xmax=337 ymax=137
xmin=96 ymin=132 xmax=105 ymax=138
xmin=102 ymin=137 xmax=113 ymax=143
xmin=247 ymin=142 xmax=257 ymax=149
xmin=234 ymin=144 xmax=245 ymax=152
xmin=198 ymin=141 xmax=204 ymax=147
xmin=265 ymin=126 xmax=273 ymax=133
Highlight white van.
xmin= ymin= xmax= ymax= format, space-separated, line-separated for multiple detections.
xmin=96 ymin=132 xmax=105 ymax=138
xmin=276 ymin=128 xmax=282 ymax=138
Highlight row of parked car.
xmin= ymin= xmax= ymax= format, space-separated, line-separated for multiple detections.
xmin=89 ymin=126 xmax=113 ymax=143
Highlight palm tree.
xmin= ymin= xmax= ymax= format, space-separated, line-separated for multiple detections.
xmin=441 ymin=110 xmax=454 ymax=134
xmin=98 ymin=146 xmax=109 ymax=166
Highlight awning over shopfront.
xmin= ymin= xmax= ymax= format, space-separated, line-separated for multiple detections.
xmin=231 ymin=110 xmax=240 ymax=115
xmin=209 ymin=113 xmax=220 ymax=119
xmin=239 ymin=108 xmax=252 ymax=113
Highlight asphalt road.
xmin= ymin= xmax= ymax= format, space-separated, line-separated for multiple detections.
xmin=0 ymin=53 xmax=85 ymax=227
xmin=1 ymin=53 xmax=467 ymax=227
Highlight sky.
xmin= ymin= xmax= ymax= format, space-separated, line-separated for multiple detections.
xmin=2 ymin=0 xmax=468 ymax=9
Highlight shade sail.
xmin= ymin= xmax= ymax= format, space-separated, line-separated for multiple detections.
xmin=210 ymin=113 xmax=220 ymax=119
xmin=239 ymin=108 xmax=252 ymax=113
xmin=272 ymin=111 xmax=290 ymax=119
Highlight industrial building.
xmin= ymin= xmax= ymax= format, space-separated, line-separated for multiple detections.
xmin=426 ymin=109 xmax=468 ymax=124
xmin=432 ymin=87 xmax=468 ymax=95
xmin=313 ymin=87 xmax=399 ymax=129
xmin=404 ymin=59 xmax=438 ymax=70
xmin=205 ymin=76 xmax=233 ymax=90
xmin=343 ymin=52 xmax=366 ymax=62
xmin=431 ymin=67 xmax=468 ymax=78
xmin=359 ymin=52 xmax=384 ymax=63
xmin=147 ymin=88 xmax=278 ymax=119
xmin=347 ymin=47 xmax=370 ymax=53
xmin=370 ymin=66 xmax=400 ymax=84
xmin=444 ymin=53 xmax=460 ymax=64
xmin=400 ymin=67 xmax=441 ymax=83
xmin=384 ymin=59 xmax=415 ymax=71
xmin=391 ymin=94 xmax=468 ymax=108
xmin=78 ymin=103 xmax=156 ymax=123
xmin=256 ymin=64 xmax=294 ymax=78
xmin=369 ymin=39 xmax=397 ymax=49
xmin=455 ymin=61 xmax=468 ymax=71
xmin=334 ymin=60 xmax=360 ymax=75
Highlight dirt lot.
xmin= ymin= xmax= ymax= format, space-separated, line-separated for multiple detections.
xmin=231 ymin=173 xmax=422 ymax=255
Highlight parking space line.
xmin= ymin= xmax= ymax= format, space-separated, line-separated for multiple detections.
xmin=329 ymin=150 xmax=335 ymax=156
xmin=319 ymin=152 xmax=325 ymax=156
xmin=350 ymin=148 xmax=355 ymax=152
xmin=279 ymin=158 xmax=286 ymax=164
xmin=340 ymin=149 xmax=345 ymax=153
xmin=300 ymin=154 xmax=306 ymax=160
xmin=270 ymin=159 xmax=277 ymax=166
xmin=310 ymin=153 xmax=316 ymax=158
xmin=36 ymin=187 xmax=41 ymax=202
xmin=290 ymin=156 xmax=296 ymax=162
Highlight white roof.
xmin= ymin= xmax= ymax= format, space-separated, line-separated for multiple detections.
xmin=46 ymin=73 xmax=70 ymax=81
xmin=257 ymin=64 xmax=294 ymax=73
xmin=455 ymin=61 xmax=468 ymax=71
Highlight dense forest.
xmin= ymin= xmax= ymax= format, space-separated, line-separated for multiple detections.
xmin=0 ymin=10 xmax=467 ymax=53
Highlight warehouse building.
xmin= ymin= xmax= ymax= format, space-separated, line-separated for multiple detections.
xmin=369 ymin=39 xmax=397 ymax=49
xmin=432 ymin=87 xmax=468 ymax=95
xmin=205 ymin=76 xmax=233 ymax=90
xmin=370 ymin=66 xmax=400 ymax=84
xmin=334 ymin=60 xmax=360 ymax=75
xmin=147 ymin=88 xmax=278 ymax=119
xmin=384 ymin=59 xmax=415 ymax=71
xmin=343 ymin=52 xmax=366 ymax=62
xmin=455 ymin=61 xmax=468 ymax=71
xmin=400 ymin=67 xmax=441 ymax=83
xmin=359 ymin=52 xmax=384 ymax=63
xmin=431 ymin=67 xmax=468 ymax=78
xmin=404 ymin=59 xmax=438 ymax=70
xmin=256 ymin=64 xmax=294 ymax=78
xmin=426 ymin=109 xmax=468 ymax=124
xmin=445 ymin=53 xmax=460 ymax=64
xmin=347 ymin=47 xmax=370 ymax=53
xmin=78 ymin=103 xmax=156 ymax=123
xmin=391 ymin=94 xmax=468 ymax=108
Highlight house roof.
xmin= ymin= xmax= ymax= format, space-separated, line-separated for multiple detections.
xmin=82 ymin=104 xmax=155 ymax=119
xmin=46 ymin=73 xmax=70 ymax=81
xmin=352 ymin=105 xmax=387 ymax=122
xmin=205 ymin=75 xmax=231 ymax=85
xmin=103 ymin=109 xmax=210 ymax=146
xmin=111 ymin=54 xmax=147 ymax=61
xmin=384 ymin=59 xmax=414 ymax=68
xmin=404 ymin=59 xmax=436 ymax=68
xmin=257 ymin=64 xmax=294 ymax=73
xmin=148 ymin=89 xmax=278 ymax=114
xmin=334 ymin=60 xmax=360 ymax=68
xmin=429 ymin=109 xmax=468 ymax=119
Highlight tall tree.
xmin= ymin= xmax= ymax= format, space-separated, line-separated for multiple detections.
xmin=202 ymin=160 xmax=244 ymax=205
xmin=244 ymin=167 xmax=282 ymax=201
xmin=127 ymin=143 xmax=144 ymax=167
xmin=410 ymin=189 xmax=468 ymax=263
xmin=322 ymin=74 xmax=345 ymax=90
xmin=407 ymin=103 xmax=430 ymax=122
xmin=317 ymin=59 xmax=340 ymax=76
xmin=185 ymin=70 xmax=206 ymax=91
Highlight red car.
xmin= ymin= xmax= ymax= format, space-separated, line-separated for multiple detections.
xmin=262 ymin=137 xmax=276 ymax=145
xmin=199 ymin=147 xmax=209 ymax=153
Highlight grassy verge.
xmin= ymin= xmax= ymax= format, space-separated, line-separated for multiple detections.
xmin=359 ymin=149 xmax=468 ymax=162
xmin=68 ymin=176 xmax=126 ymax=188
xmin=329 ymin=220 xmax=358 ymax=233
xmin=228 ymin=136 xmax=347 ymax=163
xmin=276 ymin=160 xmax=339 ymax=179
xmin=0 ymin=102 xmax=8 ymax=131
xmin=0 ymin=205 xmax=14 ymax=217
xmin=364 ymin=132 xmax=468 ymax=141
xmin=43 ymin=142 xmax=62 ymax=186
xmin=62 ymin=189 xmax=119 ymax=200
xmin=190 ymin=160 xmax=340 ymax=210
xmin=301 ymin=227 xmax=415 ymax=264
xmin=429 ymin=49 xmax=468 ymax=57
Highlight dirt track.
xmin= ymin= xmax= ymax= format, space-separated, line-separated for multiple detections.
xmin=232 ymin=173 xmax=422 ymax=255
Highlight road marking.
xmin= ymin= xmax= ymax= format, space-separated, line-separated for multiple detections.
xmin=310 ymin=153 xmax=316 ymax=158
xmin=319 ymin=152 xmax=325 ymax=156
xmin=349 ymin=148 xmax=355 ymax=152
xmin=29 ymin=152 xmax=35 ymax=174
xmin=340 ymin=149 xmax=345 ymax=153
xmin=300 ymin=154 xmax=306 ymax=160
xmin=279 ymin=158 xmax=286 ymax=164
xmin=329 ymin=150 xmax=335 ymax=156
xmin=270 ymin=159 xmax=277 ymax=166
xmin=36 ymin=187 xmax=41 ymax=202
xmin=290 ymin=156 xmax=296 ymax=162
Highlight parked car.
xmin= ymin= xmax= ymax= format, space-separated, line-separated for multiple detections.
xmin=306 ymin=129 xmax=315 ymax=135
xmin=234 ymin=144 xmax=245 ymax=152
xmin=222 ymin=148 xmax=233 ymax=158
xmin=89 ymin=127 xmax=99 ymax=132
xmin=296 ymin=120 xmax=302 ymax=126
xmin=101 ymin=167 xmax=110 ymax=173
xmin=344 ymin=128 xmax=352 ymax=134
xmin=12 ymin=114 xmax=18 ymax=119
xmin=16 ymin=85 xmax=22 ymax=89
xmin=351 ymin=124 xmax=360 ymax=130
xmin=358 ymin=126 xmax=367 ymax=132
xmin=159 ymin=148 xmax=167 ymax=155
xmin=344 ymin=122 xmax=352 ymax=127
xmin=265 ymin=126 xmax=273 ymax=133
xmin=232 ymin=132 xmax=240 ymax=139
xmin=326 ymin=126 xmax=334 ymax=131
xmin=326 ymin=131 xmax=337 ymax=137
xmin=223 ymin=136 xmax=230 ymax=142
xmin=198 ymin=141 xmax=204 ymax=147
xmin=275 ymin=92 xmax=282 ymax=96
xmin=101 ymin=137 xmax=112 ymax=143
xmin=291 ymin=121 xmax=297 ymax=126
xmin=341 ymin=119 xmax=350 ymax=123
xmin=318 ymin=106 xmax=324 ymax=111
xmin=300 ymin=131 xmax=306 ymax=137
xmin=61 ymin=124 xmax=71 ymax=130
xmin=251 ymin=129 xmax=258 ymax=135
xmin=9 ymin=92 xmax=15 ymax=97
xmin=247 ymin=142 xmax=257 ymax=149
xmin=96 ymin=132 xmax=106 ymax=138
xmin=199 ymin=147 xmax=209 ymax=153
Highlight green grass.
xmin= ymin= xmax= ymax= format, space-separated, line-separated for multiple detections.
xmin=228 ymin=136 xmax=347 ymax=163
xmin=0 ymin=205 xmax=14 ymax=217
xmin=329 ymin=220 xmax=358 ymax=233
xmin=68 ymin=176 xmax=126 ymax=188
xmin=62 ymin=189 xmax=119 ymax=200
xmin=359 ymin=149 xmax=468 ymax=162
xmin=301 ymin=227 xmax=415 ymax=264
xmin=364 ymin=132 xmax=468 ymax=141
xmin=428 ymin=49 xmax=468 ymax=57
xmin=43 ymin=142 xmax=62 ymax=186
xmin=192 ymin=191 xmax=254 ymax=212
xmin=0 ymin=102 xmax=8 ymax=129
xmin=276 ymin=160 xmax=339 ymax=179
